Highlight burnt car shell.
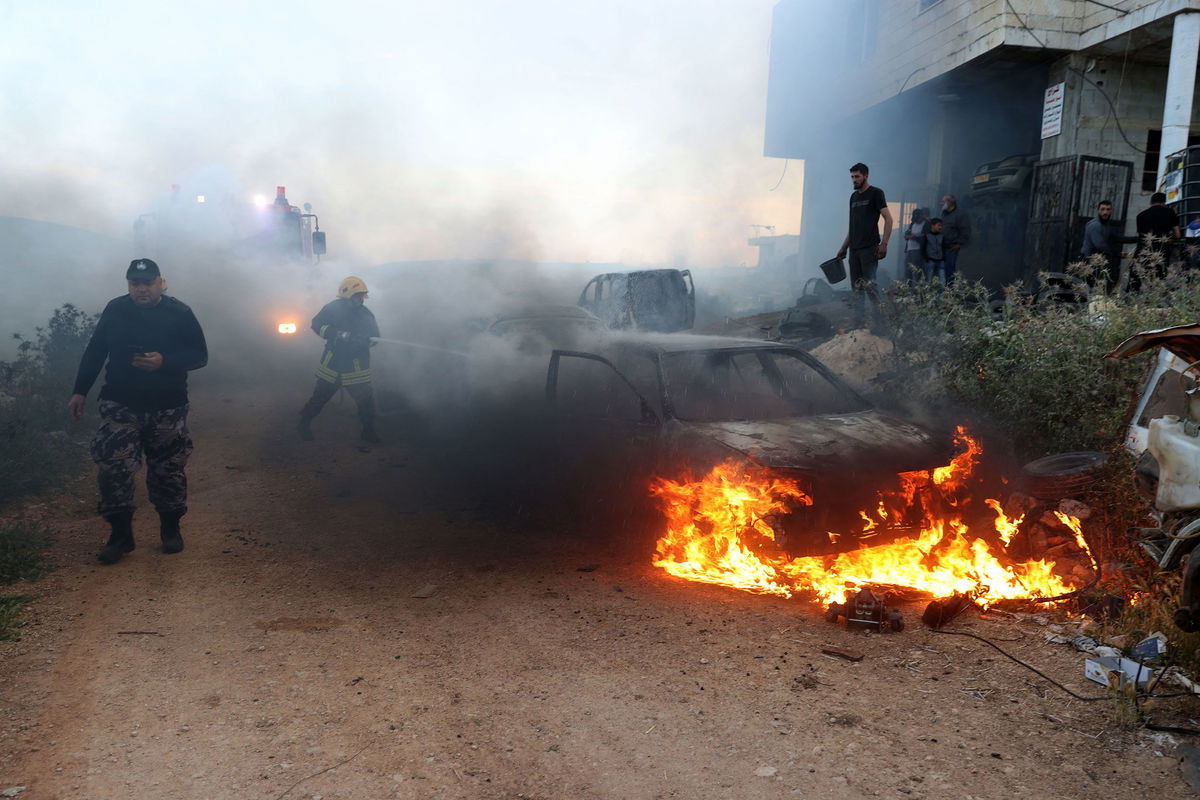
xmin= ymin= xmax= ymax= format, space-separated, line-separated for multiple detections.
xmin=545 ymin=334 xmax=954 ymax=553
xmin=686 ymin=414 xmax=947 ymax=475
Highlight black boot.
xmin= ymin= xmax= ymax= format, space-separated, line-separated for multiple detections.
xmin=297 ymin=416 xmax=315 ymax=441
xmin=98 ymin=512 xmax=135 ymax=565
xmin=159 ymin=511 xmax=184 ymax=554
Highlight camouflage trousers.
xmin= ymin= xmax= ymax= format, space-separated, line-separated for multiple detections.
xmin=89 ymin=400 xmax=193 ymax=519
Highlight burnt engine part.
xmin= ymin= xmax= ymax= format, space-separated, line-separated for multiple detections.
xmin=921 ymin=592 xmax=976 ymax=628
xmin=826 ymin=587 xmax=904 ymax=632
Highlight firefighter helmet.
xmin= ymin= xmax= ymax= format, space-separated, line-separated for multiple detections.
xmin=338 ymin=276 xmax=368 ymax=299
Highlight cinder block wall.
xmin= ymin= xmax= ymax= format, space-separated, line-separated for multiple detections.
xmin=1042 ymin=52 xmax=1200 ymax=233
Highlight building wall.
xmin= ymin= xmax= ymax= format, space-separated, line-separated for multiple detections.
xmin=1079 ymin=0 xmax=1200 ymax=45
xmin=843 ymin=0 xmax=1082 ymax=114
xmin=837 ymin=0 xmax=1198 ymax=116
xmin=1042 ymin=52 xmax=1200 ymax=233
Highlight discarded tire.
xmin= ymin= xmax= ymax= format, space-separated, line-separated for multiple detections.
xmin=1021 ymin=451 xmax=1107 ymax=500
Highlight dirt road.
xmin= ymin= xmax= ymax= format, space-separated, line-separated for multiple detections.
xmin=1 ymin=385 xmax=1195 ymax=799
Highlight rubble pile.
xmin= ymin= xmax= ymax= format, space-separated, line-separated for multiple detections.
xmin=810 ymin=330 xmax=892 ymax=392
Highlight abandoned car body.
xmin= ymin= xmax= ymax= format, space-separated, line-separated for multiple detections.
xmin=480 ymin=304 xmax=607 ymax=353
xmin=1109 ymin=324 xmax=1200 ymax=631
xmin=577 ymin=269 xmax=696 ymax=333
xmin=544 ymin=334 xmax=953 ymax=554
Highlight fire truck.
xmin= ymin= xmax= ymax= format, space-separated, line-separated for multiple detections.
xmin=134 ymin=184 xmax=326 ymax=265
xmin=133 ymin=183 xmax=331 ymax=354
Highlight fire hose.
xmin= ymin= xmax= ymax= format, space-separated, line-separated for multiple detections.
xmin=323 ymin=337 xmax=471 ymax=418
xmin=368 ymin=336 xmax=469 ymax=358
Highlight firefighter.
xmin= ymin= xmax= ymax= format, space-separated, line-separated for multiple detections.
xmin=67 ymin=258 xmax=208 ymax=564
xmin=297 ymin=276 xmax=381 ymax=443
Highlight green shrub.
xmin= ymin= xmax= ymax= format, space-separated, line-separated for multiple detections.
xmin=881 ymin=252 xmax=1200 ymax=460
xmin=0 ymin=304 xmax=97 ymax=511
xmin=880 ymin=250 xmax=1200 ymax=564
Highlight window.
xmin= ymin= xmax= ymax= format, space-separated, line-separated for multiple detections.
xmin=1144 ymin=129 xmax=1162 ymax=193
xmin=662 ymin=349 xmax=864 ymax=422
xmin=554 ymin=355 xmax=647 ymax=422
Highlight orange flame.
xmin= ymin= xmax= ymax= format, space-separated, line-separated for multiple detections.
xmin=278 ymin=322 xmax=297 ymax=334
xmin=652 ymin=429 xmax=1089 ymax=606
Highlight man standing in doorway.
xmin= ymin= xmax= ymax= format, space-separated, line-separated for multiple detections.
xmin=298 ymin=276 xmax=381 ymax=443
xmin=68 ymin=258 xmax=208 ymax=564
xmin=1081 ymin=199 xmax=1124 ymax=291
xmin=939 ymin=194 xmax=971 ymax=284
xmin=836 ymin=162 xmax=893 ymax=328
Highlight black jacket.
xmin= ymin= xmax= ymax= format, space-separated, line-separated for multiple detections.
xmin=72 ymin=295 xmax=208 ymax=411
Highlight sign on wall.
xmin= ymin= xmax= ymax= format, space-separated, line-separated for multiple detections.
xmin=1041 ymin=82 xmax=1065 ymax=139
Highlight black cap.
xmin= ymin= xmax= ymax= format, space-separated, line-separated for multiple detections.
xmin=126 ymin=258 xmax=161 ymax=281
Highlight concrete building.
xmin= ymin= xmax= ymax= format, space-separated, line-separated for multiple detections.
xmin=766 ymin=0 xmax=1200 ymax=287
xmin=748 ymin=232 xmax=801 ymax=271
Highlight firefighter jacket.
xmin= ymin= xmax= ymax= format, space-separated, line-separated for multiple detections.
xmin=311 ymin=298 xmax=380 ymax=385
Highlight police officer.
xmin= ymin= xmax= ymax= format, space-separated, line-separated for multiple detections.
xmin=68 ymin=259 xmax=208 ymax=564
xmin=297 ymin=276 xmax=381 ymax=443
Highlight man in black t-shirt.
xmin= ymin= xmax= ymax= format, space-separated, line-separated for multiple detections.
xmin=68 ymin=259 xmax=208 ymax=564
xmin=1134 ymin=192 xmax=1182 ymax=281
xmin=837 ymin=162 xmax=893 ymax=328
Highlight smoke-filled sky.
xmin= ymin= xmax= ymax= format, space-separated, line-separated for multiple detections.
xmin=0 ymin=0 xmax=800 ymax=269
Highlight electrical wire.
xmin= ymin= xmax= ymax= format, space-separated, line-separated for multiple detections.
xmin=769 ymin=159 xmax=789 ymax=192
xmin=1068 ymin=67 xmax=1148 ymax=154
xmin=1004 ymin=0 xmax=1147 ymax=155
xmin=930 ymin=628 xmax=1200 ymax=713
xmin=929 ymin=628 xmax=1109 ymax=701
xmin=1005 ymin=0 xmax=1047 ymax=48
xmin=1165 ymin=517 xmax=1200 ymax=540
xmin=1082 ymin=0 xmax=1129 ymax=13
xmin=896 ymin=66 xmax=926 ymax=96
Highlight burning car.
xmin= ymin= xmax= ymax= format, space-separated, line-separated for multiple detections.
xmin=546 ymin=333 xmax=1096 ymax=608
xmin=545 ymin=333 xmax=955 ymax=554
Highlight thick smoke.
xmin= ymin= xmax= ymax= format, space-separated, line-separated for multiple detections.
xmin=0 ymin=0 xmax=809 ymax=533
xmin=0 ymin=0 xmax=793 ymax=275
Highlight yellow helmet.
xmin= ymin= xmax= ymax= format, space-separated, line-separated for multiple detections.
xmin=338 ymin=276 xmax=368 ymax=299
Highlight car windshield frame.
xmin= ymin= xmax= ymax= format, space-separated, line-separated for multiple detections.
xmin=657 ymin=345 xmax=869 ymax=422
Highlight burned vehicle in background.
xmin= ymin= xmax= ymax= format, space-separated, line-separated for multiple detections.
xmin=479 ymin=304 xmax=606 ymax=354
xmin=1109 ymin=324 xmax=1200 ymax=631
xmin=544 ymin=334 xmax=953 ymax=555
xmin=578 ymin=268 xmax=695 ymax=333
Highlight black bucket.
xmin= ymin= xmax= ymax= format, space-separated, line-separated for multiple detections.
xmin=818 ymin=257 xmax=846 ymax=284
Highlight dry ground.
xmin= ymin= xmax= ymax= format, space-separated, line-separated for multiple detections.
xmin=1 ymin=382 xmax=1197 ymax=799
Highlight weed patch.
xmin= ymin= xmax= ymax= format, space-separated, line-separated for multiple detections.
xmin=0 ymin=595 xmax=33 ymax=641
xmin=0 ymin=522 xmax=51 ymax=585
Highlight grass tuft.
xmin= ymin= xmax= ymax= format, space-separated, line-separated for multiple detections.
xmin=0 ymin=521 xmax=51 ymax=585
xmin=0 ymin=594 xmax=34 ymax=641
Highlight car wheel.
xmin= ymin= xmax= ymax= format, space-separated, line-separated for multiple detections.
xmin=1021 ymin=451 xmax=1107 ymax=500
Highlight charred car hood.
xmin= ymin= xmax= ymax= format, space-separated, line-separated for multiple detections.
xmin=687 ymin=411 xmax=952 ymax=474
xmin=1108 ymin=324 xmax=1200 ymax=364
